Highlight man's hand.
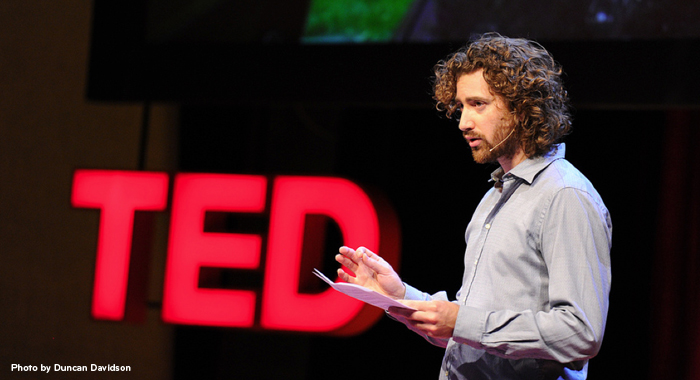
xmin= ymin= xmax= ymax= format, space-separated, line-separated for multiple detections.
xmin=389 ymin=300 xmax=460 ymax=339
xmin=335 ymin=246 xmax=406 ymax=299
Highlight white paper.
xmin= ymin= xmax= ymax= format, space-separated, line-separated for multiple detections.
xmin=313 ymin=269 xmax=416 ymax=311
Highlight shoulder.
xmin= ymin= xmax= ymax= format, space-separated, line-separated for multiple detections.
xmin=537 ymin=159 xmax=602 ymax=199
xmin=542 ymin=158 xmax=611 ymax=219
xmin=533 ymin=159 xmax=610 ymax=221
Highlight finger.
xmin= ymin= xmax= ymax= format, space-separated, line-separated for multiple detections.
xmin=337 ymin=247 xmax=362 ymax=271
xmin=337 ymin=268 xmax=353 ymax=283
xmin=335 ymin=254 xmax=359 ymax=273
xmin=358 ymin=247 xmax=386 ymax=263
xmin=357 ymin=246 xmax=371 ymax=254
xmin=388 ymin=306 xmax=416 ymax=318
xmin=361 ymin=252 xmax=390 ymax=274
xmin=358 ymin=246 xmax=379 ymax=258
xmin=398 ymin=300 xmax=430 ymax=313
xmin=361 ymin=247 xmax=380 ymax=261
xmin=395 ymin=303 xmax=438 ymax=325
xmin=338 ymin=246 xmax=357 ymax=261
xmin=343 ymin=246 xmax=368 ymax=266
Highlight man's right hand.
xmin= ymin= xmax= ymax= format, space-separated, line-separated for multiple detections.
xmin=335 ymin=246 xmax=406 ymax=300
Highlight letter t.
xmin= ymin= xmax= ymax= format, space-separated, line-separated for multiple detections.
xmin=71 ymin=170 xmax=169 ymax=320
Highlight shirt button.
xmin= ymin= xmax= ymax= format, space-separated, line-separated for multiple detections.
xmin=484 ymin=223 xmax=491 ymax=229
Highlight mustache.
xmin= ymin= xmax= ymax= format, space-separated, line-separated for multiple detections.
xmin=463 ymin=131 xmax=484 ymax=139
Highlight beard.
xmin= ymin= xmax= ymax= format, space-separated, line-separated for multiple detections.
xmin=469 ymin=121 xmax=519 ymax=164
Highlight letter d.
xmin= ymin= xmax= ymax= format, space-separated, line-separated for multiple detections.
xmin=260 ymin=176 xmax=400 ymax=335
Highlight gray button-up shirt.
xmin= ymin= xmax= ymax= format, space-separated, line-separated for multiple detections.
xmin=403 ymin=144 xmax=612 ymax=380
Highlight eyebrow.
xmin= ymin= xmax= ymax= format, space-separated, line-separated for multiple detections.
xmin=456 ymin=95 xmax=493 ymax=104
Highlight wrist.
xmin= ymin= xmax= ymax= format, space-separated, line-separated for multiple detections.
xmin=390 ymin=282 xmax=406 ymax=300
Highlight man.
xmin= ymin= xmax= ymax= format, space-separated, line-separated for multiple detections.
xmin=335 ymin=33 xmax=612 ymax=380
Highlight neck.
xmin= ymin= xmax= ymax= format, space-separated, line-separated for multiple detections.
xmin=497 ymin=148 xmax=527 ymax=173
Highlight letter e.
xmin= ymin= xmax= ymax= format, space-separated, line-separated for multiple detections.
xmin=162 ymin=174 xmax=266 ymax=327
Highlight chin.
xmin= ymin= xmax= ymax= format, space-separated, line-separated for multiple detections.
xmin=471 ymin=147 xmax=494 ymax=164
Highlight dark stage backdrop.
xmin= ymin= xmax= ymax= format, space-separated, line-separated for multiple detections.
xmin=651 ymin=110 xmax=700 ymax=380
xmin=173 ymin=104 xmax=663 ymax=379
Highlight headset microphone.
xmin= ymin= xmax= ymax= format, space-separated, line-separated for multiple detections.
xmin=489 ymin=128 xmax=516 ymax=152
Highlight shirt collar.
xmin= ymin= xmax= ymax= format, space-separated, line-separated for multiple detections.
xmin=489 ymin=143 xmax=566 ymax=186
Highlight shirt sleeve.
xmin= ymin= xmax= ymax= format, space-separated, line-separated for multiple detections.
xmin=451 ymin=187 xmax=612 ymax=363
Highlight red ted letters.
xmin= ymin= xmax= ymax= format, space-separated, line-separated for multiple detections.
xmin=71 ymin=170 xmax=399 ymax=335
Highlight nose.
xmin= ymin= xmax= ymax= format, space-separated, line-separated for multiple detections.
xmin=458 ymin=114 xmax=475 ymax=132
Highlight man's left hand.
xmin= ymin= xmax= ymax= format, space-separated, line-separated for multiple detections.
xmin=389 ymin=300 xmax=460 ymax=339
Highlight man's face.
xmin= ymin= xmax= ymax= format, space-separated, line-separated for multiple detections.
xmin=455 ymin=69 xmax=517 ymax=164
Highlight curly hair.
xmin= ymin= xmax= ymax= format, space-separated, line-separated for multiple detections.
xmin=433 ymin=33 xmax=572 ymax=157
